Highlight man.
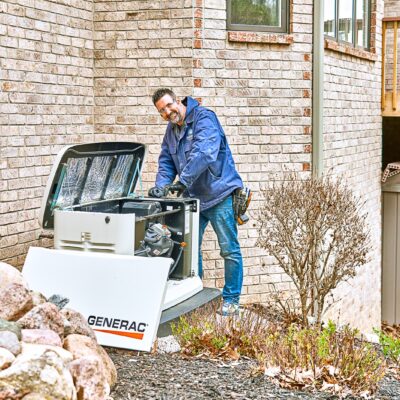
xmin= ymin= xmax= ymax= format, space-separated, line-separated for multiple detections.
xmin=149 ymin=88 xmax=244 ymax=316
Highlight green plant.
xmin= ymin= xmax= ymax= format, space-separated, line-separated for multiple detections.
xmin=263 ymin=321 xmax=385 ymax=395
xmin=375 ymin=328 xmax=400 ymax=365
xmin=317 ymin=320 xmax=337 ymax=359
xmin=211 ymin=336 xmax=228 ymax=350
xmin=172 ymin=304 xmax=384 ymax=396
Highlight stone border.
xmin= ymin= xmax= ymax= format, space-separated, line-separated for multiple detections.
xmin=324 ymin=38 xmax=378 ymax=62
xmin=228 ymin=31 xmax=294 ymax=45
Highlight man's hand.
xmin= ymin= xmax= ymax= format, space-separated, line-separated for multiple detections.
xmin=164 ymin=181 xmax=186 ymax=197
xmin=148 ymin=186 xmax=164 ymax=198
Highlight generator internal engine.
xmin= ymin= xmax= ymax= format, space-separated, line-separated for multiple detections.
xmin=136 ymin=223 xmax=174 ymax=258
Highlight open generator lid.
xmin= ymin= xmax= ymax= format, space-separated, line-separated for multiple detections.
xmin=40 ymin=142 xmax=147 ymax=229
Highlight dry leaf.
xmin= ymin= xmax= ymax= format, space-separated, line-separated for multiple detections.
xmin=320 ymin=381 xmax=341 ymax=393
xmin=264 ymin=366 xmax=280 ymax=378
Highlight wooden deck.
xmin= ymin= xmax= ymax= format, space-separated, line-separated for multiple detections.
xmin=383 ymin=18 xmax=400 ymax=117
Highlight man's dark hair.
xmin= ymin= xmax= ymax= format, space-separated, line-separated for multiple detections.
xmin=152 ymin=88 xmax=176 ymax=105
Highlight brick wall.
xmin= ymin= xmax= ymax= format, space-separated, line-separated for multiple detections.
xmin=92 ymin=0 xmax=313 ymax=306
xmin=322 ymin=0 xmax=384 ymax=331
xmin=93 ymin=0 xmax=194 ymax=173
xmin=0 ymin=0 xmax=385 ymax=332
xmin=384 ymin=0 xmax=400 ymax=91
xmin=191 ymin=0 xmax=313 ymax=304
xmin=385 ymin=0 xmax=400 ymax=16
xmin=0 ymin=0 xmax=94 ymax=266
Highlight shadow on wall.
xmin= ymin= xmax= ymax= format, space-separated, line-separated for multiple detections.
xmin=383 ymin=117 xmax=400 ymax=169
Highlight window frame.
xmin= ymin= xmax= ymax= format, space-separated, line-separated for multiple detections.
xmin=227 ymin=0 xmax=289 ymax=33
xmin=324 ymin=0 xmax=371 ymax=50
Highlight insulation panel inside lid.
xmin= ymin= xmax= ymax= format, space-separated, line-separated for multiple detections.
xmin=41 ymin=142 xmax=146 ymax=229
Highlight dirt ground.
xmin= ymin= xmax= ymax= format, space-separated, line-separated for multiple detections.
xmin=107 ymin=348 xmax=400 ymax=400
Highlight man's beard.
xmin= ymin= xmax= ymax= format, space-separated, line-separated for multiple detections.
xmin=169 ymin=111 xmax=182 ymax=125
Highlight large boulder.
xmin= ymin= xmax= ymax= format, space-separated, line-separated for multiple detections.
xmin=0 ymin=349 xmax=77 ymax=400
xmin=19 ymin=343 xmax=73 ymax=364
xmin=21 ymin=329 xmax=62 ymax=347
xmin=0 ymin=262 xmax=28 ymax=292
xmin=17 ymin=303 xmax=64 ymax=338
xmin=0 ymin=283 xmax=34 ymax=321
xmin=0 ymin=331 xmax=21 ymax=356
xmin=63 ymin=334 xmax=117 ymax=388
xmin=69 ymin=356 xmax=110 ymax=400
xmin=60 ymin=308 xmax=96 ymax=340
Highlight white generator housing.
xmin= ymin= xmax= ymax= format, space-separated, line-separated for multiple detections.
xmin=23 ymin=142 xmax=204 ymax=351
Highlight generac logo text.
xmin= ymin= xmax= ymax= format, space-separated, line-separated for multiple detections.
xmin=88 ymin=315 xmax=147 ymax=340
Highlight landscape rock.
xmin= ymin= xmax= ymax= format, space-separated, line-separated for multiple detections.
xmin=0 ymin=387 xmax=21 ymax=400
xmin=69 ymin=356 xmax=110 ymax=400
xmin=0 ymin=318 xmax=22 ymax=339
xmin=48 ymin=294 xmax=69 ymax=310
xmin=0 ymin=347 xmax=15 ymax=370
xmin=0 ymin=283 xmax=34 ymax=321
xmin=0 ymin=281 xmax=113 ymax=399
xmin=30 ymin=291 xmax=47 ymax=307
xmin=0 ymin=262 xmax=28 ymax=292
xmin=18 ymin=303 xmax=64 ymax=338
xmin=63 ymin=334 xmax=117 ymax=387
xmin=61 ymin=313 xmax=72 ymax=332
xmin=0 ymin=349 xmax=77 ymax=400
xmin=157 ymin=335 xmax=181 ymax=354
xmin=22 ymin=394 xmax=54 ymax=400
xmin=60 ymin=308 xmax=96 ymax=340
xmin=19 ymin=343 xmax=73 ymax=364
xmin=0 ymin=331 xmax=21 ymax=355
xmin=21 ymin=329 xmax=62 ymax=347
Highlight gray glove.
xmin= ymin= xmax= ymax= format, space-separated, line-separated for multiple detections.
xmin=164 ymin=181 xmax=186 ymax=197
xmin=148 ymin=186 xmax=164 ymax=198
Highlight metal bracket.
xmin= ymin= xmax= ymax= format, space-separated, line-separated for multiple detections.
xmin=189 ymin=201 xmax=197 ymax=213
xmin=382 ymin=162 xmax=400 ymax=182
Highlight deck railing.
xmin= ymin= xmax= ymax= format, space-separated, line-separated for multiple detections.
xmin=382 ymin=17 xmax=400 ymax=115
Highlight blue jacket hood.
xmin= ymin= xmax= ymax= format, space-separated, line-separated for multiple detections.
xmin=182 ymin=96 xmax=199 ymax=124
xmin=155 ymin=97 xmax=243 ymax=210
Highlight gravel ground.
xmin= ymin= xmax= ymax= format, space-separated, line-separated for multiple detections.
xmin=107 ymin=347 xmax=400 ymax=400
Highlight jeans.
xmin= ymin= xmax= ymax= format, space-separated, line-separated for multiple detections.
xmin=198 ymin=195 xmax=243 ymax=304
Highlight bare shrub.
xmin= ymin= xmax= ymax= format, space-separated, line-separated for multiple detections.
xmin=256 ymin=175 xmax=370 ymax=326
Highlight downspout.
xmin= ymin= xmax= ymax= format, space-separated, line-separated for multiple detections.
xmin=92 ymin=0 xmax=95 ymax=142
xmin=312 ymin=0 xmax=324 ymax=178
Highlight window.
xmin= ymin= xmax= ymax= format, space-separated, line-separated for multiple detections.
xmin=324 ymin=0 xmax=370 ymax=49
xmin=325 ymin=0 xmax=336 ymax=37
xmin=356 ymin=0 xmax=369 ymax=48
xmin=338 ymin=0 xmax=353 ymax=42
xmin=227 ymin=0 xmax=289 ymax=33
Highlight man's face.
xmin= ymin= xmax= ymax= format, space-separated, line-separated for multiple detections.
xmin=155 ymin=94 xmax=185 ymax=125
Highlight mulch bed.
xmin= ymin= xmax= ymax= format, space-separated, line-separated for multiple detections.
xmin=106 ymin=309 xmax=400 ymax=399
xmin=107 ymin=348 xmax=400 ymax=400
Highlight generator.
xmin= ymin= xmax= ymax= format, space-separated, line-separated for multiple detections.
xmin=22 ymin=142 xmax=204 ymax=351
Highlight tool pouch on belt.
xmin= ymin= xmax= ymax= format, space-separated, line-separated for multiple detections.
xmin=233 ymin=187 xmax=252 ymax=225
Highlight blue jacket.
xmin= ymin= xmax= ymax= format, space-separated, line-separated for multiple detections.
xmin=155 ymin=97 xmax=243 ymax=210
